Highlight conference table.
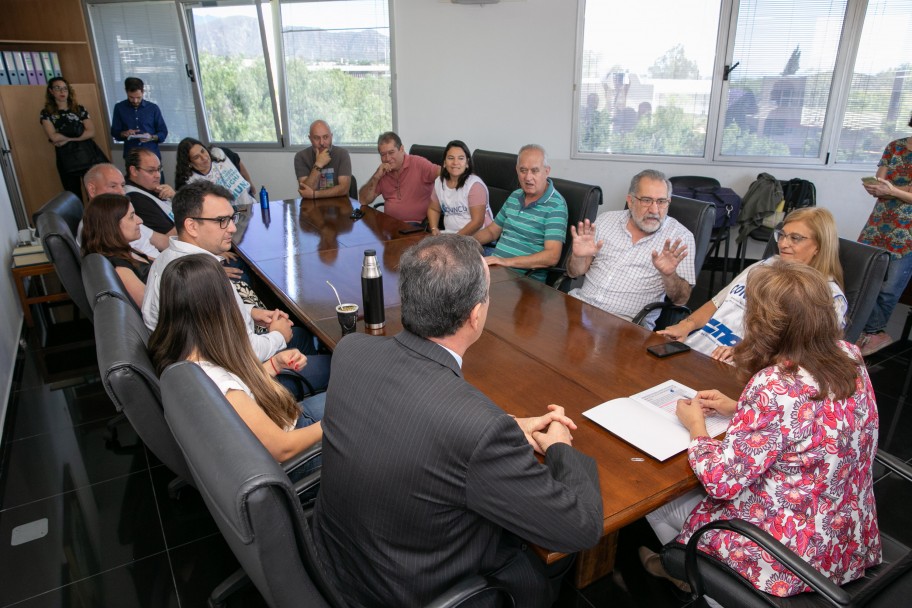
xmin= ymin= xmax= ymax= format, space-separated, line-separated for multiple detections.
xmin=232 ymin=196 xmax=745 ymax=587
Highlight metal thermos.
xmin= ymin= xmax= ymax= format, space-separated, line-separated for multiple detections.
xmin=361 ymin=249 xmax=385 ymax=329
xmin=259 ymin=186 xmax=269 ymax=210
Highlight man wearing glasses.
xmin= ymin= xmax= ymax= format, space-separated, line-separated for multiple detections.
xmin=567 ymin=169 xmax=695 ymax=329
xmin=124 ymin=148 xmax=176 ymax=252
xmin=359 ymin=131 xmax=440 ymax=224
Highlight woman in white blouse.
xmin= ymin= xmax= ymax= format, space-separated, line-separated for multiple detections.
xmin=427 ymin=140 xmax=493 ymax=237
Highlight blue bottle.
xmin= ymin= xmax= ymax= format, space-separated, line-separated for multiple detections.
xmin=259 ymin=186 xmax=269 ymax=210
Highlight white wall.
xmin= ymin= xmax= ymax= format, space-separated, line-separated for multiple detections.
xmin=177 ymin=0 xmax=877 ymax=241
xmin=0 ymin=157 xmax=24 ymax=429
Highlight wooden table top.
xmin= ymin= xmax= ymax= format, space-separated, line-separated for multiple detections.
xmin=235 ymin=196 xmax=746 ymax=540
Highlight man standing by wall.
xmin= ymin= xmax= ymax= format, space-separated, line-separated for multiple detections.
xmin=111 ymin=77 xmax=168 ymax=167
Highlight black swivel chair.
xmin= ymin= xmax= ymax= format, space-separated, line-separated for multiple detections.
xmin=631 ymin=196 xmax=716 ymax=329
xmin=81 ymin=252 xmax=139 ymax=315
xmin=760 ymin=235 xmax=890 ymax=344
xmin=348 ymin=175 xmax=358 ymax=201
xmin=661 ymin=449 xmax=912 ymax=607
xmin=33 ymin=191 xmax=92 ymax=320
xmin=408 ymin=143 xmax=446 ymax=166
xmin=471 ymin=149 xmax=519 ymax=218
xmin=161 ymin=361 xmax=513 ymax=608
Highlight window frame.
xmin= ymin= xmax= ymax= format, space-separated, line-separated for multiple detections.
xmin=571 ymin=0 xmax=893 ymax=171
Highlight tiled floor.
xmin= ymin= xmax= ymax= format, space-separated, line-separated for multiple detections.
xmin=1 ymin=281 xmax=910 ymax=607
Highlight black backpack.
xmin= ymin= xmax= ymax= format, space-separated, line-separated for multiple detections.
xmin=781 ymin=178 xmax=816 ymax=213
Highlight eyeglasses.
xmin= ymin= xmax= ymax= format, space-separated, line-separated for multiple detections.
xmin=632 ymin=195 xmax=670 ymax=208
xmin=138 ymin=166 xmax=162 ymax=175
xmin=189 ymin=212 xmax=241 ymax=229
xmin=50 ymin=86 xmax=69 ymax=92
xmin=775 ymin=229 xmax=813 ymax=245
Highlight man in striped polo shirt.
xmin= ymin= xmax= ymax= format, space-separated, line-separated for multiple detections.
xmin=473 ymin=144 xmax=568 ymax=281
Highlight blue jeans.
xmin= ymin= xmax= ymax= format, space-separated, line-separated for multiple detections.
xmin=864 ymin=253 xmax=912 ymax=333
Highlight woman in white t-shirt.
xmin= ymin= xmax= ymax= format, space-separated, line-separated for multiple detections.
xmin=427 ymin=140 xmax=493 ymax=237
xmin=659 ymin=207 xmax=848 ymax=363
xmin=149 ymin=254 xmax=321 ymax=463
xmin=175 ymin=137 xmax=256 ymax=207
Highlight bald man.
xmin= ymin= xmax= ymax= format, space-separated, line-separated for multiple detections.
xmin=293 ymin=120 xmax=353 ymax=199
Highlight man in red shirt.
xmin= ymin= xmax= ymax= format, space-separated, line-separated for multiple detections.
xmin=358 ymin=131 xmax=440 ymax=224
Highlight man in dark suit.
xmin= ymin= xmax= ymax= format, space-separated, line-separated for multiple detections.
xmin=313 ymin=234 xmax=603 ymax=607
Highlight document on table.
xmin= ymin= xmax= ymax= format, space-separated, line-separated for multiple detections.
xmin=583 ymin=379 xmax=732 ymax=461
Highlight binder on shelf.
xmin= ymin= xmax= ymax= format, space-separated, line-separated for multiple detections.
xmin=0 ymin=54 xmax=9 ymax=85
xmin=2 ymin=52 xmax=20 ymax=84
xmin=22 ymin=51 xmax=38 ymax=85
xmin=12 ymin=52 xmax=27 ymax=84
xmin=31 ymin=53 xmax=46 ymax=85
xmin=40 ymin=52 xmax=55 ymax=82
xmin=49 ymin=52 xmax=62 ymax=78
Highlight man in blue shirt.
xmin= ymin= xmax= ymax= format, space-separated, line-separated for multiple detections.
xmin=111 ymin=77 xmax=168 ymax=164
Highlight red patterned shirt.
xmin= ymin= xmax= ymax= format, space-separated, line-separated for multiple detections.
xmin=678 ymin=342 xmax=882 ymax=597
xmin=858 ymin=137 xmax=912 ymax=257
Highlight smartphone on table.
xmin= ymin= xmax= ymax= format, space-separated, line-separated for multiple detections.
xmin=646 ymin=341 xmax=691 ymax=358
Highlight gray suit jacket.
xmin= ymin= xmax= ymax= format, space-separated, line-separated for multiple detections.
xmin=313 ymin=330 xmax=603 ymax=607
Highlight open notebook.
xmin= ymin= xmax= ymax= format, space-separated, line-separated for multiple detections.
xmin=583 ymin=380 xmax=732 ymax=461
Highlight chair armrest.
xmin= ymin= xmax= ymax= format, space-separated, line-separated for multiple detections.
xmin=685 ymin=519 xmax=852 ymax=607
xmin=875 ymin=449 xmax=912 ymax=484
xmin=631 ymin=301 xmax=691 ymax=327
xmin=277 ymin=369 xmax=317 ymax=398
xmin=292 ymin=470 xmax=321 ymax=500
xmin=424 ymin=575 xmax=514 ymax=608
xmin=282 ymin=442 xmax=322 ymax=476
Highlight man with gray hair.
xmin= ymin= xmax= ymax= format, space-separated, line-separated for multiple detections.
xmin=567 ymin=169 xmax=695 ymax=328
xmin=313 ymin=234 xmax=603 ymax=608
xmin=472 ymin=144 xmax=568 ymax=281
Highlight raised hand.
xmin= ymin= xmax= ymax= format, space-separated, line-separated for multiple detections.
xmin=651 ymin=238 xmax=688 ymax=276
xmin=570 ymin=219 xmax=604 ymax=259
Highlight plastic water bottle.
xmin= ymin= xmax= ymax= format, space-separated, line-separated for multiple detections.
xmin=259 ymin=186 xmax=269 ymax=210
xmin=361 ymin=249 xmax=385 ymax=329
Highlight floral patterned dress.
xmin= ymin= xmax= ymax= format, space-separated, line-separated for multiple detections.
xmin=678 ymin=342 xmax=882 ymax=597
xmin=858 ymin=137 xmax=912 ymax=259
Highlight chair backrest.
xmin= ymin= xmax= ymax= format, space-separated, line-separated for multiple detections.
xmin=550 ymin=177 xmax=603 ymax=274
xmin=669 ymin=175 xmax=721 ymax=190
xmin=82 ymin=253 xmax=138 ymax=315
xmin=471 ymin=149 xmax=519 ymax=218
xmin=348 ymin=174 xmax=358 ymax=200
xmin=668 ymin=195 xmax=716 ymax=273
xmin=34 ymin=192 xmax=92 ymax=320
xmin=764 ymin=237 xmax=889 ymax=343
xmin=408 ymin=144 xmax=446 ymax=166
xmin=93 ymin=296 xmax=193 ymax=484
xmin=161 ymin=361 xmax=342 ymax=608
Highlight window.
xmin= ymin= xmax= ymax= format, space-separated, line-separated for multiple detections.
xmin=280 ymin=0 xmax=392 ymax=147
xmin=88 ymin=1 xmax=200 ymax=144
xmin=575 ymin=0 xmax=912 ymax=166
xmin=836 ymin=0 xmax=912 ymax=164
xmin=718 ymin=0 xmax=847 ymax=160
xmin=577 ymin=0 xmax=722 ymax=157
xmin=186 ymin=2 xmax=280 ymax=144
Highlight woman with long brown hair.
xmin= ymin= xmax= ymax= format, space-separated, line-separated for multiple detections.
xmin=149 ymin=254 xmax=321 ymax=462
xmin=40 ymin=76 xmax=108 ymax=200
xmin=642 ymin=260 xmax=881 ymax=599
xmin=81 ymin=193 xmax=152 ymax=307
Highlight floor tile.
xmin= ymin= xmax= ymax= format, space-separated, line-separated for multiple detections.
xmin=7 ymin=382 xmax=116 ymax=442
xmin=0 ymin=416 xmax=146 ymax=510
xmin=169 ymin=533 xmax=267 ymax=608
xmin=874 ymin=469 xmax=912 ymax=549
xmin=2 ymin=552 xmax=175 ymax=608
xmin=149 ymin=465 xmax=219 ymax=549
xmin=0 ymin=471 xmax=166 ymax=606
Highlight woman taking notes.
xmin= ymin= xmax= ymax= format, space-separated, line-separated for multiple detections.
xmin=659 ymin=207 xmax=847 ymax=363
xmin=427 ymin=140 xmax=493 ymax=237
xmin=149 ymin=254 xmax=322 ymax=462
xmin=643 ymin=260 xmax=881 ymax=598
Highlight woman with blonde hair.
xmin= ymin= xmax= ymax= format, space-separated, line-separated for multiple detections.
xmin=642 ymin=260 xmax=881 ymax=598
xmin=660 ymin=206 xmax=847 ymax=363
xmin=149 ymin=254 xmax=321 ymax=462
xmin=80 ymin=193 xmax=152 ymax=307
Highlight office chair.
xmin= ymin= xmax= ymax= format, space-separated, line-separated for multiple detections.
xmin=161 ymin=361 xmax=514 ymax=608
xmin=33 ymin=191 xmax=93 ymax=320
xmin=660 ymin=449 xmax=912 ymax=607
xmin=471 ymin=149 xmax=519 ymax=218
xmin=81 ymin=252 xmax=139 ymax=315
xmin=631 ymin=196 xmax=716 ymax=329
xmin=348 ymin=175 xmax=358 ymax=201
xmin=408 ymin=143 xmax=447 ymax=166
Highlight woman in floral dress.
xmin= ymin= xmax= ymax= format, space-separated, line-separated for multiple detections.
xmin=643 ymin=260 xmax=881 ymax=598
